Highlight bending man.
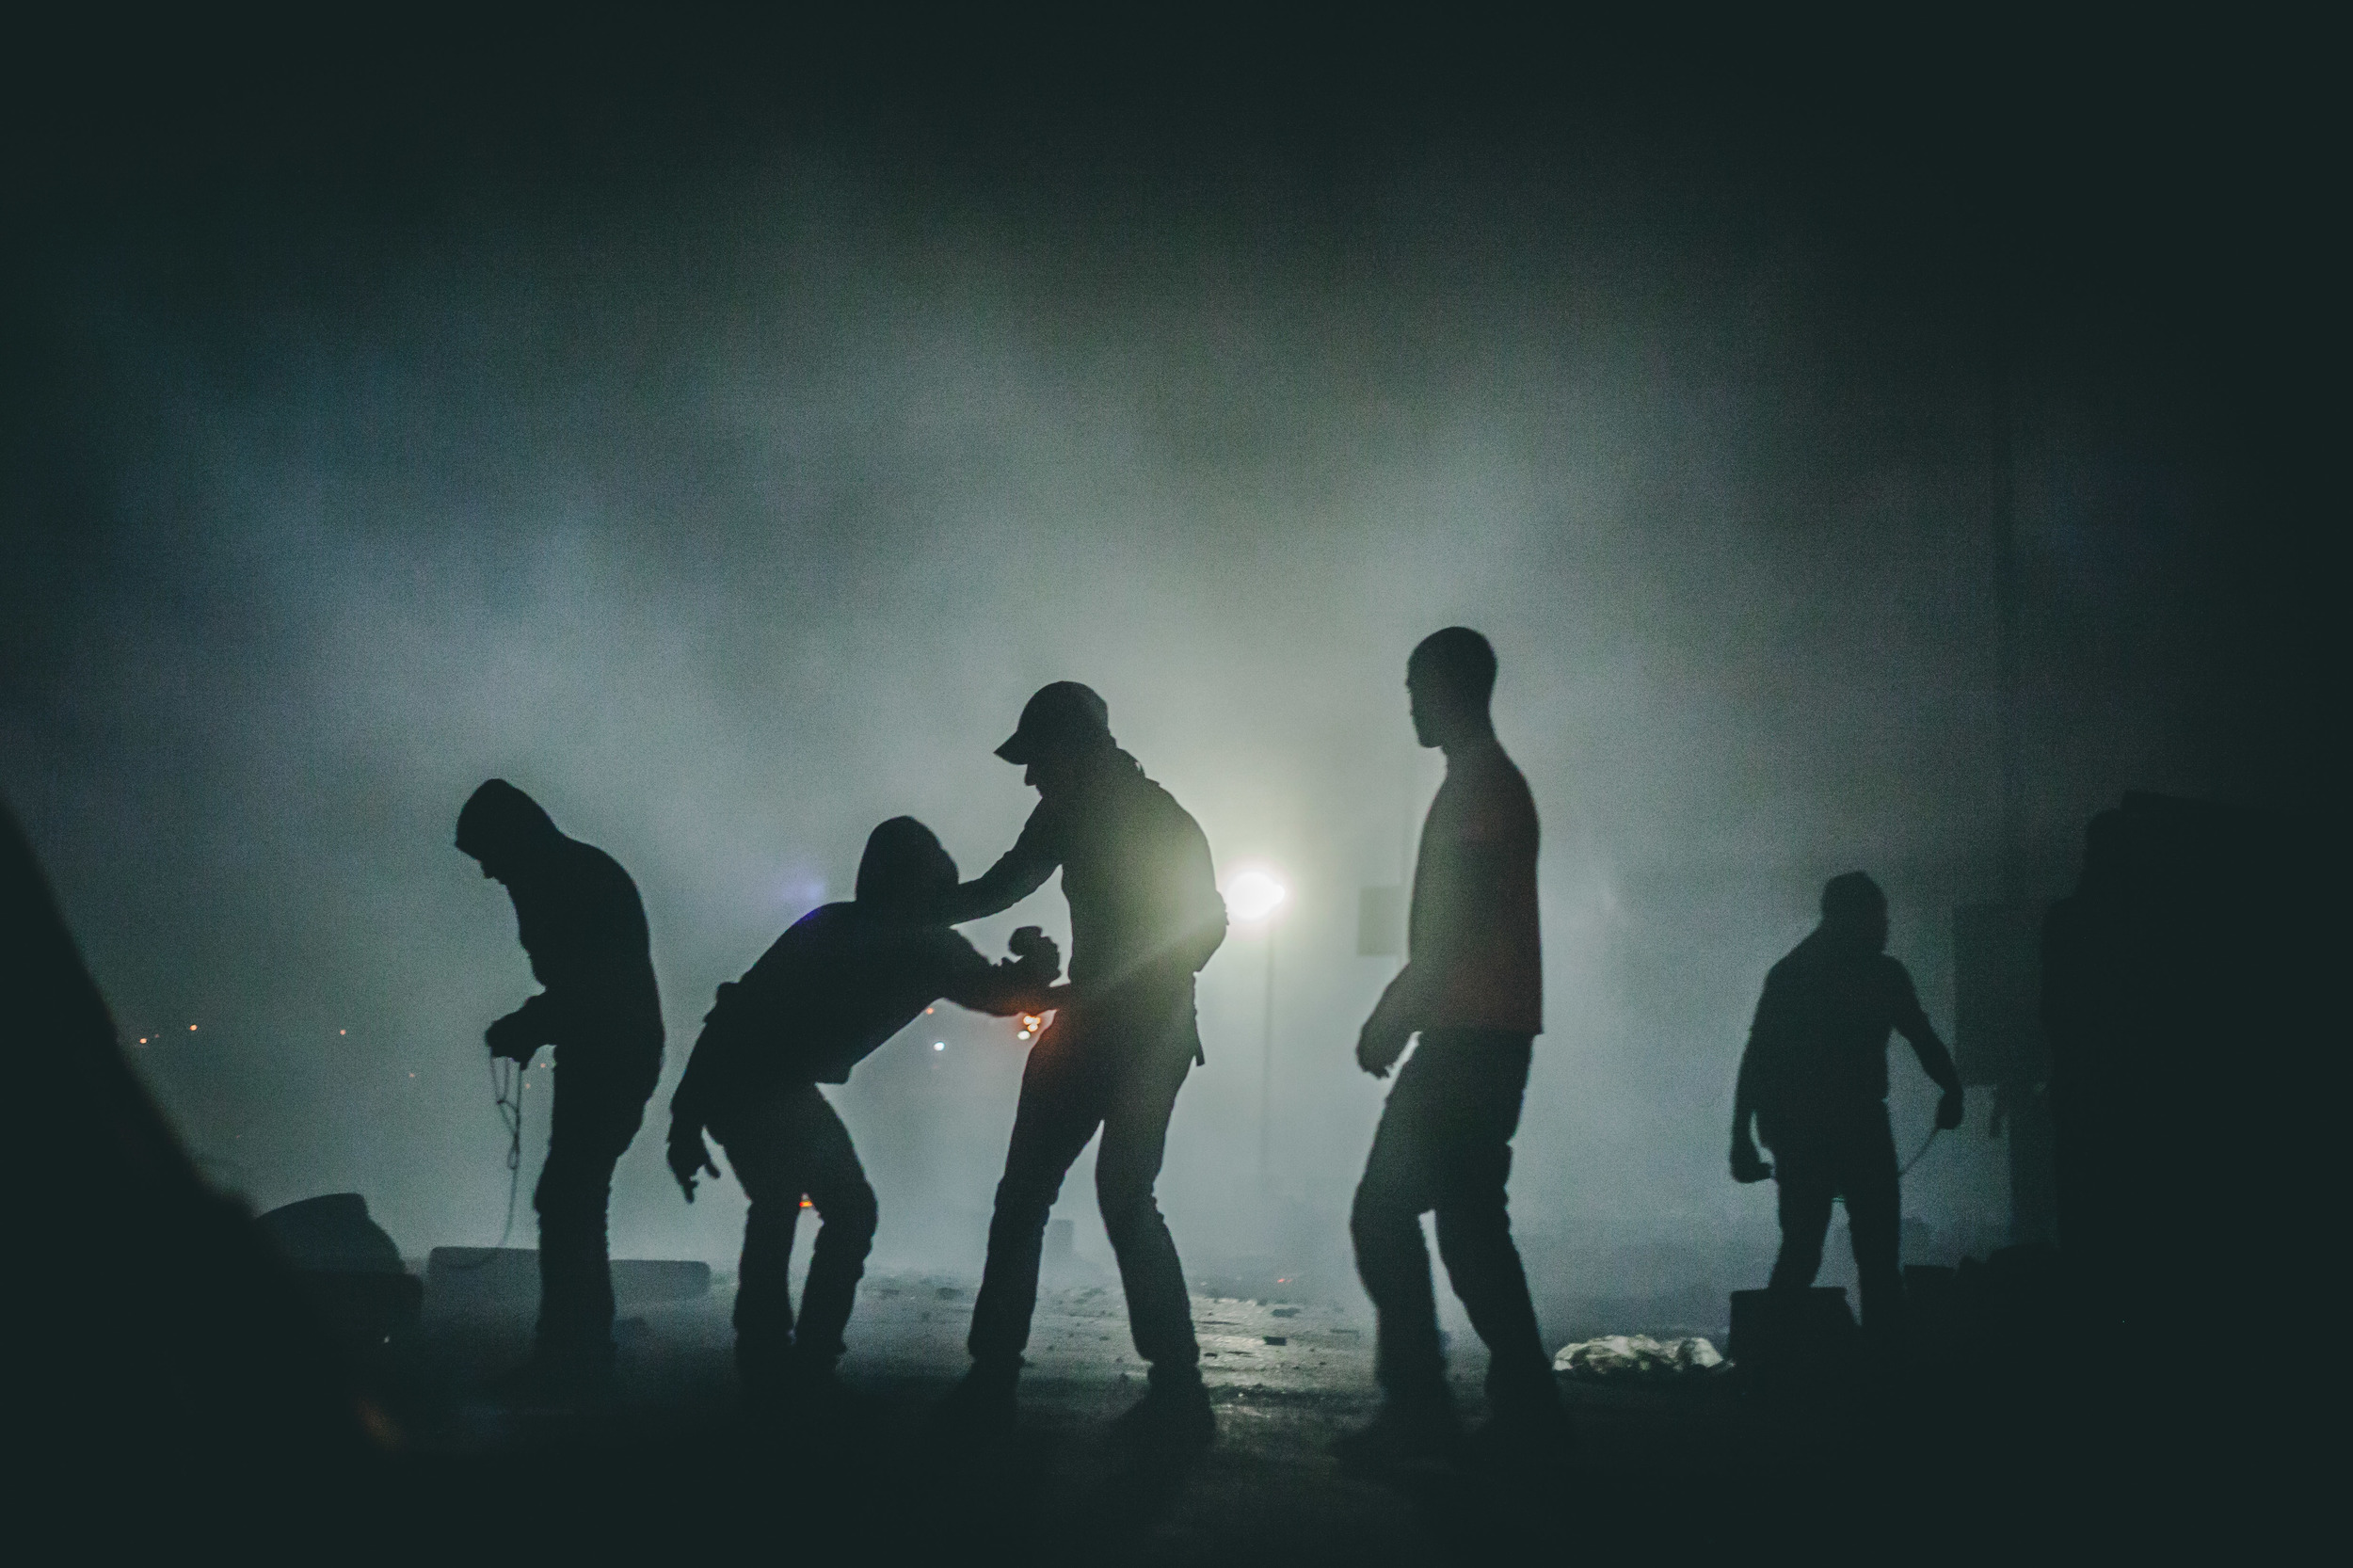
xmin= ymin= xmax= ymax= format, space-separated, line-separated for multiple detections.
xmin=457 ymin=779 xmax=664 ymax=1396
xmin=935 ymin=681 xmax=1227 ymax=1449
xmin=667 ymin=817 xmax=1060 ymax=1408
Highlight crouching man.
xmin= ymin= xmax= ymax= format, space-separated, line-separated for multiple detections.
xmin=666 ymin=817 xmax=1061 ymax=1406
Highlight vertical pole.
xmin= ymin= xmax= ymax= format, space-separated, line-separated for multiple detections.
xmin=1993 ymin=293 xmax=2023 ymax=901
xmin=1258 ymin=922 xmax=1275 ymax=1191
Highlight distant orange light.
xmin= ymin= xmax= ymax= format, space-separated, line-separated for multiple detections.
xmin=799 ymin=1197 xmax=813 ymax=1208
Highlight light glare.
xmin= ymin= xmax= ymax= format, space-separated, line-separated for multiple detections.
xmin=1227 ymin=869 xmax=1289 ymax=923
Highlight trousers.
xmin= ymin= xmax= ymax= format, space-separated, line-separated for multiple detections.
xmin=709 ymin=1082 xmax=877 ymax=1366
xmin=1351 ymin=1029 xmax=1553 ymax=1408
xmin=535 ymin=1048 xmax=659 ymax=1361
xmin=1767 ymin=1104 xmax=1903 ymax=1334
xmin=968 ymin=995 xmax=1200 ymax=1372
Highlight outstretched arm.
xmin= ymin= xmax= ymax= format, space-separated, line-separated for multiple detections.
xmin=937 ymin=815 xmax=1059 ymax=925
xmin=938 ymin=927 xmax=1064 ymax=1016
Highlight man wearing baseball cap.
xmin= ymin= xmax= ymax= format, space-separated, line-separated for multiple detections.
xmin=932 ymin=681 xmax=1228 ymax=1450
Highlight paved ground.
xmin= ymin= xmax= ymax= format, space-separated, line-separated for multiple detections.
xmin=364 ymin=1271 xmax=1939 ymax=1560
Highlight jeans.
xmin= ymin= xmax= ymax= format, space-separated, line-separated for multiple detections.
xmin=968 ymin=992 xmax=1200 ymax=1373
xmin=535 ymin=1047 xmax=659 ymax=1362
xmin=1352 ymin=1029 xmax=1552 ymax=1408
xmin=1767 ymin=1104 xmax=1904 ymax=1335
xmin=709 ymin=1082 xmax=877 ymax=1366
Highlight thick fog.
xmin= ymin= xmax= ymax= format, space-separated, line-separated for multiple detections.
xmin=4 ymin=66 xmax=2300 ymax=1325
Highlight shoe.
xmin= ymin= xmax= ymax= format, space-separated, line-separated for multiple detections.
xmin=1333 ymin=1396 xmax=1462 ymax=1471
xmin=1112 ymin=1368 xmax=1216 ymax=1454
xmin=928 ymin=1359 xmax=1020 ymax=1442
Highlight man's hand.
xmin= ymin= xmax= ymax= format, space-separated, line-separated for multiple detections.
xmin=485 ymin=1011 xmax=537 ymax=1064
xmin=1008 ymin=925 xmax=1062 ymax=984
xmin=1936 ymin=1086 xmax=1966 ymax=1131
xmin=1355 ymin=1016 xmax=1411 ymax=1080
xmin=1731 ymin=1136 xmax=1772 ymax=1184
xmin=668 ymin=1124 xmax=721 ymax=1202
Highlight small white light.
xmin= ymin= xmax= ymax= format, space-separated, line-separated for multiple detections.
xmin=933 ymin=1041 xmax=946 ymax=1051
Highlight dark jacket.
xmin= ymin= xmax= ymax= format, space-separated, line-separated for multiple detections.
xmin=941 ymin=747 xmax=1225 ymax=1005
xmin=671 ymin=903 xmax=1055 ymax=1124
xmin=1736 ymin=928 xmax=1958 ymax=1149
xmin=503 ymin=835 xmax=664 ymax=1066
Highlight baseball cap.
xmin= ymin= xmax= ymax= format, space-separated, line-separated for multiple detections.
xmin=996 ymin=681 xmax=1112 ymax=763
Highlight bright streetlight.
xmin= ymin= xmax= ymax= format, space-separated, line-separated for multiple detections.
xmin=1226 ymin=868 xmax=1289 ymax=923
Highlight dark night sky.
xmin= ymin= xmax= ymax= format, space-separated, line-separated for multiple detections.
xmin=1 ymin=13 xmax=2325 ymax=1299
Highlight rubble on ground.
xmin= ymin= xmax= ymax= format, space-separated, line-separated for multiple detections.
xmin=1553 ymin=1334 xmax=1728 ymax=1381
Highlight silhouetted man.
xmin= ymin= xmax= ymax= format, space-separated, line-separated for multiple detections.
xmin=933 ymin=682 xmax=1227 ymax=1448
xmin=1344 ymin=628 xmax=1569 ymax=1466
xmin=666 ymin=818 xmax=1061 ymax=1407
xmin=1730 ymin=871 xmax=1963 ymax=1340
xmin=457 ymin=779 xmax=664 ymax=1395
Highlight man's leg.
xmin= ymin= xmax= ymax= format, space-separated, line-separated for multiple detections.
xmin=966 ymin=1032 xmax=1105 ymax=1368
xmin=1095 ymin=1033 xmax=1199 ymax=1375
xmin=1350 ymin=1048 xmax=1447 ymax=1407
xmin=1768 ymin=1149 xmax=1836 ymax=1293
xmin=1841 ymin=1112 xmax=1905 ymax=1342
xmin=709 ymin=1096 xmax=807 ymax=1389
xmin=535 ymin=1055 xmax=655 ymax=1372
xmin=788 ymin=1087 xmax=878 ymax=1365
xmin=1422 ymin=1032 xmax=1557 ymax=1422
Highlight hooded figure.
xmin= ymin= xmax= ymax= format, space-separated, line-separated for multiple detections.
xmin=667 ymin=817 xmax=1060 ymax=1402
xmin=457 ymin=778 xmax=664 ymax=1394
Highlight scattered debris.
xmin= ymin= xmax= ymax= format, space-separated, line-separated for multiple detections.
xmin=1552 ymin=1335 xmax=1727 ymax=1381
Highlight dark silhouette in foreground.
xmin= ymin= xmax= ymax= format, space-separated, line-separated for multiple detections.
xmin=2041 ymin=793 xmax=2321 ymax=1427
xmin=1343 ymin=628 xmax=1569 ymax=1469
xmin=1731 ymin=871 xmax=1962 ymax=1345
xmin=667 ymin=816 xmax=1061 ymax=1405
xmin=5 ymin=798 xmax=378 ymax=1533
xmin=931 ymin=681 xmax=1228 ymax=1449
xmin=456 ymin=778 xmax=664 ymax=1395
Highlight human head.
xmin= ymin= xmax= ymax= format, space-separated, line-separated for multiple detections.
xmin=456 ymin=779 xmax=559 ymax=882
xmin=995 ymin=680 xmax=1114 ymax=796
xmin=856 ymin=816 xmax=959 ymax=911
xmin=1819 ymin=871 xmax=1889 ymax=952
xmin=1405 ymin=627 xmax=1498 ymax=748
